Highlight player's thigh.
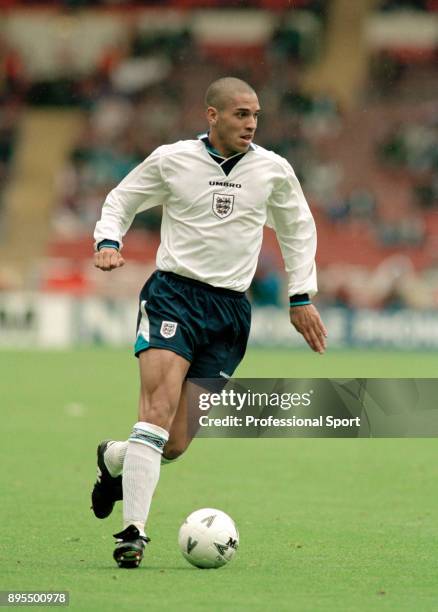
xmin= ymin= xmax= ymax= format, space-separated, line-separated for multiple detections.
xmin=138 ymin=348 xmax=191 ymax=428
xmin=188 ymin=294 xmax=251 ymax=379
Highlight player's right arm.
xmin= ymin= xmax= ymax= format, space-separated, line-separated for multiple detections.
xmin=93 ymin=146 xmax=168 ymax=268
xmin=94 ymin=247 xmax=125 ymax=271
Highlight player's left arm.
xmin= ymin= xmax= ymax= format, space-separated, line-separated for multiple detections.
xmin=267 ymin=163 xmax=327 ymax=353
xmin=289 ymin=303 xmax=327 ymax=354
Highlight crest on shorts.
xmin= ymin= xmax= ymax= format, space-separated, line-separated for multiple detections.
xmin=160 ymin=321 xmax=178 ymax=338
xmin=212 ymin=193 xmax=234 ymax=219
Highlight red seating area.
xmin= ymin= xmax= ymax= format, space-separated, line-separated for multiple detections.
xmin=0 ymin=0 xmax=317 ymax=8
xmin=36 ymin=4 xmax=437 ymax=306
xmin=47 ymin=232 xmax=160 ymax=263
xmin=262 ymin=208 xmax=437 ymax=273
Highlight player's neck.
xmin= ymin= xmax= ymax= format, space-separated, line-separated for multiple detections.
xmin=208 ymin=133 xmax=239 ymax=159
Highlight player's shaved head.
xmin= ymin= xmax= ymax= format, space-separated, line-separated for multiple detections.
xmin=205 ymin=76 xmax=260 ymax=157
xmin=205 ymin=77 xmax=257 ymax=110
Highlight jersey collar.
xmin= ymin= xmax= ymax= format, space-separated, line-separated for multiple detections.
xmin=197 ymin=132 xmax=254 ymax=177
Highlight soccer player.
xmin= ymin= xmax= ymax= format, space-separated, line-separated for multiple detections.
xmin=91 ymin=77 xmax=327 ymax=568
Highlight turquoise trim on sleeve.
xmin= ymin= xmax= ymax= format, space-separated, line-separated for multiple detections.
xmin=97 ymin=239 xmax=120 ymax=251
xmin=289 ymin=293 xmax=311 ymax=307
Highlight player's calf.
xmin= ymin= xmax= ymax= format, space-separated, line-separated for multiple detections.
xmin=161 ymin=441 xmax=188 ymax=461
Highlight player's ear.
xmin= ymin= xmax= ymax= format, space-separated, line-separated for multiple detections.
xmin=206 ymin=106 xmax=218 ymax=128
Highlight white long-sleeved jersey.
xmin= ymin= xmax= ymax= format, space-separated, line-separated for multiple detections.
xmin=94 ymin=136 xmax=318 ymax=296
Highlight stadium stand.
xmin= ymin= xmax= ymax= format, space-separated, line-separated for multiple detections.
xmin=1 ymin=1 xmax=437 ymax=310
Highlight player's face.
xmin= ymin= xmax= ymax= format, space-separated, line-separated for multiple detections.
xmin=208 ymin=92 xmax=260 ymax=158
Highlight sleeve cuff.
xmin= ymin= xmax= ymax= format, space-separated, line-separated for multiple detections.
xmin=97 ymin=239 xmax=120 ymax=252
xmin=289 ymin=293 xmax=311 ymax=307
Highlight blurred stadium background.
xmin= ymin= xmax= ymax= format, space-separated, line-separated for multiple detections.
xmin=3 ymin=5 xmax=438 ymax=608
xmin=1 ymin=0 xmax=438 ymax=352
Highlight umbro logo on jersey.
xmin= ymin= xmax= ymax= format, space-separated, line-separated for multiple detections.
xmin=212 ymin=193 xmax=234 ymax=219
xmin=209 ymin=180 xmax=241 ymax=188
xmin=160 ymin=321 xmax=178 ymax=338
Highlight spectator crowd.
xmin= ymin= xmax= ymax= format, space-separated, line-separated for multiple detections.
xmin=2 ymin=2 xmax=438 ymax=309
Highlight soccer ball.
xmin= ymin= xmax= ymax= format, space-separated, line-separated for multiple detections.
xmin=178 ymin=508 xmax=239 ymax=569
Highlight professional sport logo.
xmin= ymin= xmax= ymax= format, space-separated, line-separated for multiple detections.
xmin=212 ymin=193 xmax=234 ymax=219
xmin=160 ymin=321 xmax=178 ymax=338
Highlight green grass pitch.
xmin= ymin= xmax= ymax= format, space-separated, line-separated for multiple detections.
xmin=1 ymin=347 xmax=438 ymax=611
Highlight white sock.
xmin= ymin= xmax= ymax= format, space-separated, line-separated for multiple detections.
xmin=104 ymin=437 xmax=173 ymax=524
xmin=122 ymin=421 xmax=169 ymax=536
xmin=104 ymin=441 xmax=128 ymax=477
xmin=103 ymin=440 xmax=177 ymax=475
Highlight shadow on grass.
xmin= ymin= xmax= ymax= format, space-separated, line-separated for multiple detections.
xmin=96 ymin=565 xmax=197 ymax=572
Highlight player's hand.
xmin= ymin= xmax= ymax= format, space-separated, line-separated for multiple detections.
xmin=94 ymin=247 xmax=125 ymax=271
xmin=289 ymin=304 xmax=328 ymax=354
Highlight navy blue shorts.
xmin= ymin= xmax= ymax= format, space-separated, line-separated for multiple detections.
xmin=134 ymin=270 xmax=251 ymax=379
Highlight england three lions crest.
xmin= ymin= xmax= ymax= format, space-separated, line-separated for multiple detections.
xmin=160 ymin=321 xmax=178 ymax=338
xmin=212 ymin=193 xmax=234 ymax=219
